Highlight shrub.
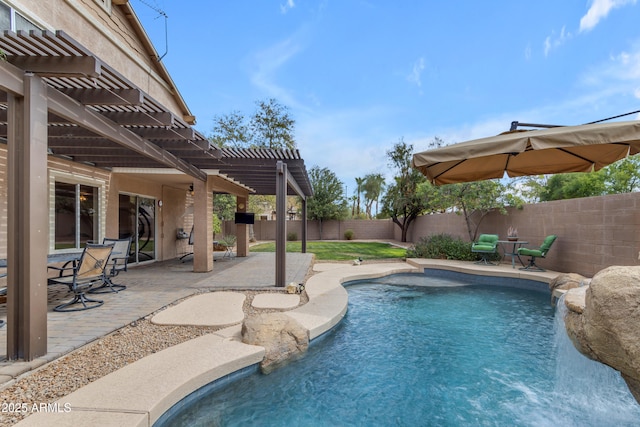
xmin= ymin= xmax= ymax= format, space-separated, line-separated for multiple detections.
xmin=287 ymin=231 xmax=298 ymax=241
xmin=344 ymin=229 xmax=355 ymax=240
xmin=406 ymin=233 xmax=477 ymax=261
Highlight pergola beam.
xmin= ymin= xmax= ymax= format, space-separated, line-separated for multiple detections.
xmin=9 ymin=55 xmax=101 ymax=78
xmin=128 ymin=126 xmax=195 ymax=140
xmin=47 ymin=88 xmax=207 ymax=181
xmin=98 ymin=111 xmax=174 ymax=126
xmin=58 ymin=88 xmax=143 ymax=106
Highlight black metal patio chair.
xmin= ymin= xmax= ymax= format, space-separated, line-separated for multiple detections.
xmin=180 ymin=226 xmax=194 ymax=262
xmin=89 ymin=236 xmax=131 ymax=294
xmin=48 ymin=243 xmax=113 ymax=312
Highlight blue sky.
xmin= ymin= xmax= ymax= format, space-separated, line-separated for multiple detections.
xmin=135 ymin=0 xmax=640 ymax=195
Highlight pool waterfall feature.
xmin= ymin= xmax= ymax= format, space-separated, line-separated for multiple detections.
xmin=156 ymin=270 xmax=640 ymax=426
xmin=560 ymin=265 xmax=640 ymax=404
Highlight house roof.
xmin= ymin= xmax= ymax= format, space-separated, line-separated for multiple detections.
xmin=0 ymin=29 xmax=312 ymax=197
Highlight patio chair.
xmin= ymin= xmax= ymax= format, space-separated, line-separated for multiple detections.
xmin=48 ymin=243 xmax=113 ymax=312
xmin=517 ymin=235 xmax=557 ymax=271
xmin=180 ymin=226 xmax=194 ymax=262
xmin=471 ymin=234 xmax=499 ymax=265
xmin=89 ymin=237 xmax=131 ymax=294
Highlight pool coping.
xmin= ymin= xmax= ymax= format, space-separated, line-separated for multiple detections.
xmin=14 ymin=260 xmax=555 ymax=426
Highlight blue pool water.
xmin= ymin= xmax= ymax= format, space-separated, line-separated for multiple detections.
xmin=160 ymin=274 xmax=640 ymax=426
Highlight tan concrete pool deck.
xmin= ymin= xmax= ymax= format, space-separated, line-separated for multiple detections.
xmin=11 ymin=258 xmax=558 ymax=426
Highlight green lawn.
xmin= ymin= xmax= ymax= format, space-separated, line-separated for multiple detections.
xmin=250 ymin=241 xmax=407 ymax=261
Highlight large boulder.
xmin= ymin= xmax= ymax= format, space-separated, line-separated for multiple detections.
xmin=563 ymin=266 xmax=640 ymax=403
xmin=549 ymin=272 xmax=588 ymax=293
xmin=549 ymin=272 xmax=588 ymax=305
xmin=241 ymin=312 xmax=309 ymax=374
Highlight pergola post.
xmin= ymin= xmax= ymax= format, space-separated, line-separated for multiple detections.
xmin=276 ymin=161 xmax=287 ymax=287
xmin=192 ymin=177 xmax=213 ymax=272
xmin=301 ymin=198 xmax=307 ymax=253
xmin=7 ymin=74 xmax=49 ymax=360
xmin=236 ymin=195 xmax=249 ymax=257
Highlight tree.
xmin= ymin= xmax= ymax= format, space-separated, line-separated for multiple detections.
xmin=440 ymin=181 xmax=511 ymax=241
xmin=380 ymin=138 xmax=429 ymax=242
xmin=362 ymin=173 xmax=385 ymax=218
xmin=250 ymin=98 xmax=296 ymax=150
xmin=354 ymin=177 xmax=365 ymax=216
xmin=307 ymin=166 xmax=348 ymax=239
xmin=209 ymin=98 xmax=296 ymax=150
xmin=539 ymin=172 xmax=606 ymax=201
xmin=603 ymin=156 xmax=640 ymax=194
xmin=210 ymin=111 xmax=250 ymax=148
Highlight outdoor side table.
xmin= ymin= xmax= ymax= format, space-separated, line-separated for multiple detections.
xmin=498 ymin=240 xmax=528 ymax=269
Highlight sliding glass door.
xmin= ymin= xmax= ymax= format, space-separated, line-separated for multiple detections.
xmin=118 ymin=194 xmax=156 ymax=263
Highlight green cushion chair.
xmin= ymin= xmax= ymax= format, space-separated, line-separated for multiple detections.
xmin=471 ymin=234 xmax=499 ymax=265
xmin=517 ymin=235 xmax=557 ymax=271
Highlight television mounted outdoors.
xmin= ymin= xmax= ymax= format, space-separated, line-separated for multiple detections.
xmin=234 ymin=212 xmax=255 ymax=224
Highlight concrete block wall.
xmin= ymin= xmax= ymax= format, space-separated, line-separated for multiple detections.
xmin=225 ymin=219 xmax=396 ymax=242
xmin=406 ymin=192 xmax=640 ymax=277
xmin=225 ymin=192 xmax=640 ymax=277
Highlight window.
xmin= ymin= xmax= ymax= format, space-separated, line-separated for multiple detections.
xmin=0 ymin=2 xmax=11 ymax=31
xmin=0 ymin=1 xmax=39 ymax=31
xmin=14 ymin=13 xmax=38 ymax=32
xmin=54 ymin=182 xmax=99 ymax=250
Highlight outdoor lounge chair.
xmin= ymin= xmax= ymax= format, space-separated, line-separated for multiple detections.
xmin=89 ymin=237 xmax=131 ymax=294
xmin=517 ymin=235 xmax=557 ymax=271
xmin=471 ymin=234 xmax=499 ymax=265
xmin=48 ymin=243 xmax=113 ymax=312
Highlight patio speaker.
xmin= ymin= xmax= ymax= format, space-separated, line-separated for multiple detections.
xmin=234 ymin=212 xmax=255 ymax=224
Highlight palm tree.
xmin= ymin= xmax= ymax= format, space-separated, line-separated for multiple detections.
xmin=363 ymin=174 xmax=386 ymax=218
xmin=354 ymin=177 xmax=365 ymax=216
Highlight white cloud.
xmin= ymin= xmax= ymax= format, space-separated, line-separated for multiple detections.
xmin=543 ymin=26 xmax=572 ymax=57
xmin=580 ymin=0 xmax=637 ymax=32
xmin=248 ymin=34 xmax=307 ymax=110
xmin=280 ymin=0 xmax=296 ymax=14
xmin=524 ymin=44 xmax=532 ymax=61
xmin=296 ymin=105 xmax=400 ymax=190
xmin=406 ymin=57 xmax=425 ymax=89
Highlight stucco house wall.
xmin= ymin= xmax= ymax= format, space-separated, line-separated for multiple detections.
xmin=15 ymin=0 xmax=184 ymax=116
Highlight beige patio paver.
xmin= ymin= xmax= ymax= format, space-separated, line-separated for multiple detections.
xmin=151 ymin=292 xmax=246 ymax=327
xmin=251 ymin=293 xmax=300 ymax=309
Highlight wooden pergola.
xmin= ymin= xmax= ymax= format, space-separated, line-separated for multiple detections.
xmin=0 ymin=30 xmax=312 ymax=360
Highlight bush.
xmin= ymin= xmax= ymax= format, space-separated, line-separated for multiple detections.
xmin=406 ymin=233 xmax=477 ymax=261
xmin=344 ymin=229 xmax=355 ymax=240
xmin=287 ymin=231 xmax=298 ymax=241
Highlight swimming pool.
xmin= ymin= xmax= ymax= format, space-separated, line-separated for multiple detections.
xmin=158 ymin=273 xmax=640 ymax=426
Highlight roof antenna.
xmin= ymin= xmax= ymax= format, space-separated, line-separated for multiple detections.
xmin=135 ymin=0 xmax=169 ymax=61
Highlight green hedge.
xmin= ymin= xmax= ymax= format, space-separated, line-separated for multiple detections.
xmin=406 ymin=233 xmax=479 ymax=261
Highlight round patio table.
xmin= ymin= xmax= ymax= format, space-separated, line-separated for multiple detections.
xmin=497 ymin=240 xmax=529 ymax=268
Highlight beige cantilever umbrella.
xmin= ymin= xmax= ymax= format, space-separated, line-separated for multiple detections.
xmin=412 ymin=120 xmax=640 ymax=185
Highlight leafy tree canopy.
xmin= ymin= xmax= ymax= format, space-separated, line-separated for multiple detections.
xmin=307 ymin=166 xmax=348 ymax=222
xmin=380 ymin=138 xmax=430 ymax=242
xmin=210 ymin=98 xmax=296 ymax=150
